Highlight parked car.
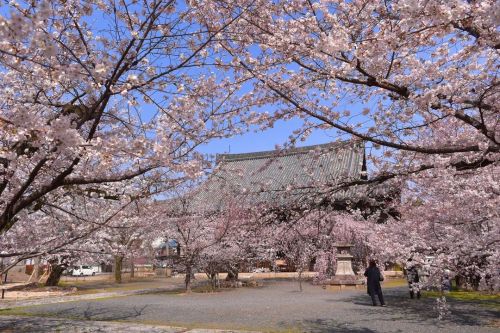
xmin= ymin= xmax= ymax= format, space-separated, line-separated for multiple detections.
xmin=252 ymin=267 xmax=270 ymax=273
xmin=71 ymin=265 xmax=98 ymax=276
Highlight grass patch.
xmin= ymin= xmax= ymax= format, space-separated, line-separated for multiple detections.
xmin=64 ymin=280 xmax=178 ymax=295
xmin=124 ymin=318 xmax=283 ymax=332
xmin=189 ymin=284 xmax=232 ymax=294
xmin=383 ymin=278 xmax=407 ymax=288
xmin=423 ymin=290 xmax=500 ymax=310
xmin=0 ymin=306 xmax=35 ymax=317
xmin=190 ymin=284 xmax=218 ymax=293
xmin=72 ymin=284 xmax=149 ymax=295
xmin=0 ymin=308 xmax=90 ymax=322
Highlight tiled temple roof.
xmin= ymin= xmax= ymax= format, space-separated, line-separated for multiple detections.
xmin=185 ymin=141 xmax=366 ymax=212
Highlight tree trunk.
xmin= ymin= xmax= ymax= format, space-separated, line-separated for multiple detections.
xmin=130 ymin=258 xmax=135 ymax=278
xmin=298 ymin=269 xmax=303 ymax=292
xmin=326 ymin=253 xmax=334 ymax=279
xmin=0 ymin=258 xmax=4 ymax=285
xmin=185 ymin=264 xmax=192 ymax=292
xmin=114 ymin=255 xmax=123 ymax=284
xmin=455 ymin=275 xmax=464 ymax=290
xmin=225 ymin=264 xmax=239 ymax=281
xmin=206 ymin=271 xmax=217 ymax=291
xmin=471 ymin=274 xmax=481 ymax=291
xmin=45 ymin=264 xmax=65 ymax=286
xmin=34 ymin=256 xmax=41 ymax=279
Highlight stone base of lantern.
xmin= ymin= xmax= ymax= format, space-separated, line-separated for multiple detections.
xmin=324 ymin=244 xmax=364 ymax=291
xmin=323 ymin=275 xmax=364 ymax=291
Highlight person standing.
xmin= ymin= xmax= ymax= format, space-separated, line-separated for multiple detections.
xmin=406 ymin=259 xmax=421 ymax=299
xmin=364 ymin=259 xmax=386 ymax=306
xmin=441 ymin=270 xmax=452 ymax=292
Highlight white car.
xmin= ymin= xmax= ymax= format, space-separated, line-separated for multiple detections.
xmin=71 ymin=265 xmax=97 ymax=276
xmin=252 ymin=267 xmax=270 ymax=273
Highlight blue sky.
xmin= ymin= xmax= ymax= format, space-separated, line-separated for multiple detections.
xmin=199 ymin=117 xmax=340 ymax=156
xmin=0 ymin=1 xmax=365 ymax=158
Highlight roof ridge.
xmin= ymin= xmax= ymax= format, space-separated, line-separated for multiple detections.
xmin=216 ymin=141 xmax=360 ymax=163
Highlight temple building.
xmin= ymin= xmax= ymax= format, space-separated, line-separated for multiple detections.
xmin=157 ymin=141 xmax=401 ymax=271
xmin=188 ymin=141 xmax=369 ymax=212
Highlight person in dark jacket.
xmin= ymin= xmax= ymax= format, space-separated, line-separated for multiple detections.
xmin=406 ymin=259 xmax=421 ymax=299
xmin=364 ymin=259 xmax=386 ymax=306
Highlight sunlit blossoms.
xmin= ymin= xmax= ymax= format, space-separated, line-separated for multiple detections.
xmin=1 ymin=0 xmax=498 ymax=292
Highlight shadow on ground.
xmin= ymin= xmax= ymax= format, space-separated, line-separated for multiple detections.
xmin=0 ymin=316 xmax=106 ymax=333
xmin=40 ymin=302 xmax=150 ymax=321
xmin=341 ymin=289 xmax=497 ymax=328
xmin=280 ymin=318 xmax=378 ymax=333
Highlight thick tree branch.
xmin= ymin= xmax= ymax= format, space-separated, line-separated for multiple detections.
xmin=62 ymin=165 xmax=157 ymax=186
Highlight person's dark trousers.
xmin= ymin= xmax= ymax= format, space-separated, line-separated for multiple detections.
xmin=370 ymin=289 xmax=385 ymax=306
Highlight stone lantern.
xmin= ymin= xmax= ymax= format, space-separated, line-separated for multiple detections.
xmin=334 ymin=244 xmax=356 ymax=276
xmin=328 ymin=244 xmax=363 ymax=289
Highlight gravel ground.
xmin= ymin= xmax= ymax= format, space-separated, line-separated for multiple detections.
xmin=0 ymin=285 xmax=184 ymax=310
xmin=0 ymin=315 xmax=259 ymax=333
xmin=0 ymin=316 xmax=184 ymax=333
xmin=2 ymin=280 xmax=498 ymax=333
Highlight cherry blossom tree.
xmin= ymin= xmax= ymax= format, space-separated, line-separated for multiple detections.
xmin=279 ymin=236 xmax=316 ymax=291
xmin=156 ymin=195 xmax=243 ymax=291
xmin=0 ymin=182 xmax=139 ymax=284
xmin=367 ymin=164 xmax=500 ymax=291
xmin=264 ymin=207 xmax=370 ymax=287
xmin=195 ymin=0 xmax=498 ymax=180
xmin=199 ymin=208 xmax=271 ymax=288
xmin=94 ymin=199 xmax=161 ymax=283
xmin=1 ymin=0 xmax=498 ymax=292
xmin=192 ymin=0 xmax=499 ymax=288
xmin=0 ymin=0 xmax=252 ymax=235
